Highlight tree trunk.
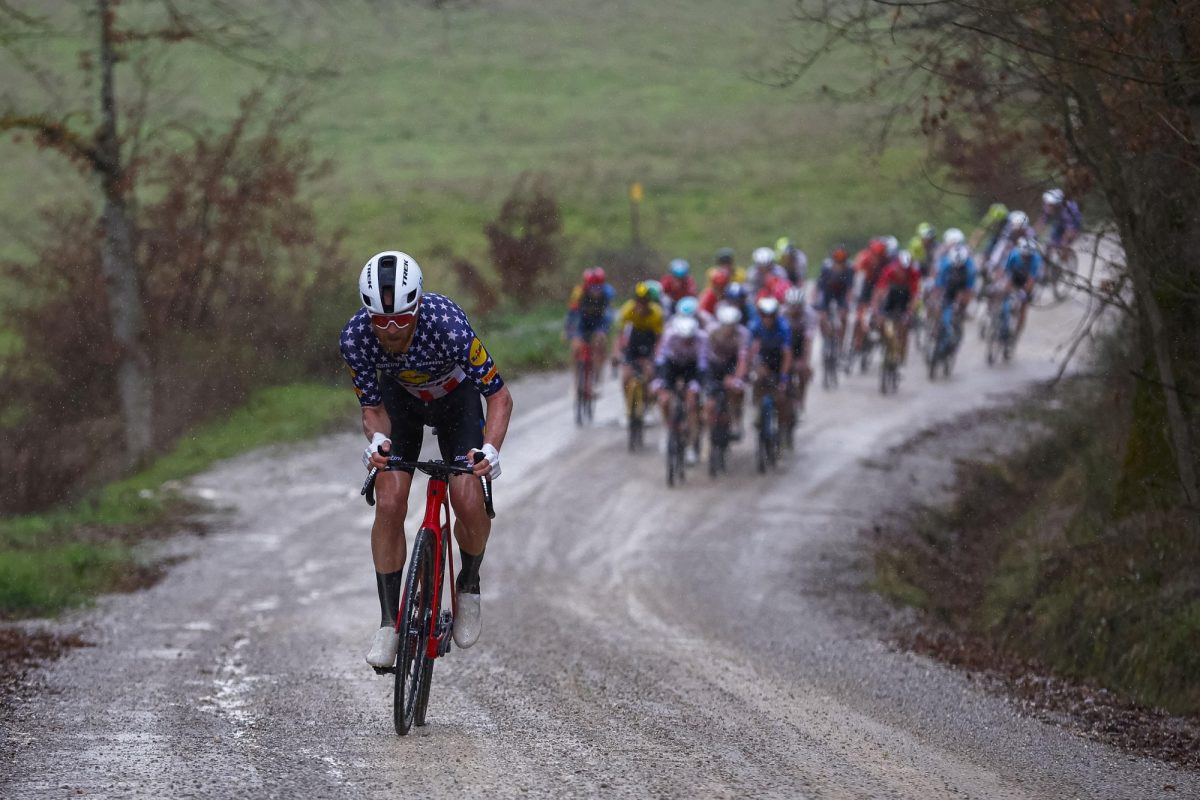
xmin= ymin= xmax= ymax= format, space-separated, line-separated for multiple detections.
xmin=96 ymin=0 xmax=153 ymax=465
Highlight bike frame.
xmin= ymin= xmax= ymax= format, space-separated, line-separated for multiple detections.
xmin=397 ymin=475 xmax=457 ymax=661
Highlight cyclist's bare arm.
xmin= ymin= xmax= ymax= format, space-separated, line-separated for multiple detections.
xmin=480 ymin=384 xmax=513 ymax=453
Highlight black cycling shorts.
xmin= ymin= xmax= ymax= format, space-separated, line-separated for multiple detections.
xmin=858 ymin=279 xmax=877 ymax=306
xmin=882 ymin=287 xmax=911 ymax=316
xmin=623 ymin=329 xmax=658 ymax=363
xmin=380 ymin=377 xmax=485 ymax=473
xmin=705 ymin=357 xmax=737 ymax=394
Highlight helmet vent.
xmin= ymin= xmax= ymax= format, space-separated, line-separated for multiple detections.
xmin=406 ymin=289 xmax=418 ymax=305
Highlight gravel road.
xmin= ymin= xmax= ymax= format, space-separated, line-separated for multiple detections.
xmin=3 ymin=264 xmax=1195 ymax=798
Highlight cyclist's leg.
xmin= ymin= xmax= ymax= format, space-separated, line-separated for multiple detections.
xmin=431 ymin=385 xmax=490 ymax=577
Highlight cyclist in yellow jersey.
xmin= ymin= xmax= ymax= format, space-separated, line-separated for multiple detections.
xmin=611 ymin=282 xmax=665 ymax=414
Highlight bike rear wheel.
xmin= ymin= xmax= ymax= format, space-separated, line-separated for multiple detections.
xmin=394 ymin=528 xmax=435 ymax=736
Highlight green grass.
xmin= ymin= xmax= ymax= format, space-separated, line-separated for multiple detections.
xmin=0 ymin=0 xmax=971 ymax=300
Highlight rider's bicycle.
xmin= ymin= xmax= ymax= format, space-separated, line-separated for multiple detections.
xmin=986 ymin=286 xmax=1022 ymax=365
xmin=361 ymin=456 xmax=494 ymax=736
xmin=821 ymin=313 xmax=844 ymax=390
xmin=574 ymin=342 xmax=595 ymax=426
xmin=708 ymin=382 xmax=733 ymax=478
xmin=927 ymin=304 xmax=962 ymax=380
xmin=1037 ymin=242 xmax=1075 ymax=304
xmin=665 ymin=378 xmax=689 ymax=487
xmin=879 ymin=315 xmax=902 ymax=395
xmin=850 ymin=312 xmax=878 ymax=374
xmin=625 ymin=366 xmax=649 ymax=452
xmin=754 ymin=372 xmax=781 ymax=474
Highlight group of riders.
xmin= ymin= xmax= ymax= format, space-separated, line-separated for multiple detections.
xmin=564 ymin=188 xmax=1083 ymax=467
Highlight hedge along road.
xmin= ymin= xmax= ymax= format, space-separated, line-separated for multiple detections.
xmin=3 ymin=248 xmax=1193 ymax=799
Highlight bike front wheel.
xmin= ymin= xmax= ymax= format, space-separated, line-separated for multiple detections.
xmin=394 ymin=527 xmax=435 ymax=736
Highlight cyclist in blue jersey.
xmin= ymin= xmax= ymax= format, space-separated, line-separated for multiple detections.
xmin=932 ymin=243 xmax=976 ymax=352
xmin=748 ymin=296 xmax=792 ymax=432
xmin=1004 ymin=238 xmax=1042 ymax=341
xmin=340 ymin=251 xmax=513 ymax=669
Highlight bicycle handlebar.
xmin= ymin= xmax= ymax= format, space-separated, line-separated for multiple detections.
xmin=360 ymin=453 xmax=495 ymax=520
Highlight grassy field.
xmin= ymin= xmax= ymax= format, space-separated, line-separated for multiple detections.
xmin=0 ymin=0 xmax=971 ymax=298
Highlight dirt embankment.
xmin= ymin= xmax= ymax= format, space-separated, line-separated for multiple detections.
xmin=867 ymin=382 xmax=1200 ymax=769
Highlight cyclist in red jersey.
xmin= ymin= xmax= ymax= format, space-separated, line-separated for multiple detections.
xmin=698 ymin=267 xmax=731 ymax=316
xmin=872 ymin=250 xmax=921 ymax=362
xmin=851 ymin=238 xmax=889 ymax=352
xmin=661 ymin=259 xmax=698 ymax=309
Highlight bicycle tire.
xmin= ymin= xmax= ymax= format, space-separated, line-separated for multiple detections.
xmin=1052 ymin=250 xmax=1074 ymax=302
xmin=394 ymin=527 xmax=435 ymax=736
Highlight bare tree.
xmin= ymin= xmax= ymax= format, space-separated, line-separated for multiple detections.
xmin=783 ymin=0 xmax=1200 ymax=508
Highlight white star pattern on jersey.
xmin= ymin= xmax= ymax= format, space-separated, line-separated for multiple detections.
xmin=339 ymin=293 xmax=504 ymax=406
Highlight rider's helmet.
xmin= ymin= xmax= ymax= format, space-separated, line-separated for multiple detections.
xmin=716 ymin=302 xmax=742 ymax=326
xmin=898 ymin=250 xmax=913 ymax=269
xmin=715 ymin=247 xmax=735 ymax=266
xmin=725 ymin=282 xmax=747 ymax=303
xmin=584 ymin=267 xmax=607 ymax=287
xmin=1007 ymin=210 xmax=1029 ymax=230
xmin=643 ymin=279 xmax=663 ymax=303
xmin=360 ymin=251 xmax=424 ymax=316
xmin=949 ymin=244 xmax=970 ymax=266
xmin=942 ymin=227 xmax=965 ymax=247
xmin=669 ymin=259 xmax=690 ymax=278
xmin=1016 ymin=237 xmax=1036 ymax=260
xmin=634 ymin=281 xmax=651 ymax=301
xmin=671 ymin=315 xmax=700 ymax=339
xmin=821 ymin=257 xmax=834 ymax=271
xmin=917 ymin=222 xmax=936 ymax=241
xmin=756 ymin=296 xmax=780 ymax=317
xmin=784 ymin=286 xmax=806 ymax=307
xmin=831 ymin=244 xmax=849 ymax=263
xmin=676 ymin=296 xmax=700 ymax=317
xmin=711 ymin=267 xmax=731 ymax=289
xmin=882 ymin=235 xmax=900 ymax=258
xmin=1042 ymin=188 xmax=1064 ymax=207
xmin=752 ymin=246 xmax=775 ymax=267
xmin=868 ymin=238 xmax=887 ymax=258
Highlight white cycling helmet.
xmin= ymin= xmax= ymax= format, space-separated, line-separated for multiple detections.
xmin=882 ymin=235 xmax=900 ymax=258
xmin=752 ymin=246 xmax=775 ymax=267
xmin=671 ymin=315 xmax=700 ymax=339
xmin=1016 ymin=237 xmax=1036 ymax=258
xmin=1007 ymin=210 xmax=1029 ymax=229
xmin=1042 ymin=188 xmax=1064 ymax=206
xmin=716 ymin=302 xmax=742 ymax=326
xmin=359 ymin=251 xmax=423 ymax=315
xmin=942 ymin=227 xmax=965 ymax=247
xmin=898 ymin=250 xmax=913 ymax=268
xmin=756 ymin=295 xmax=780 ymax=316
xmin=784 ymin=286 xmax=806 ymax=307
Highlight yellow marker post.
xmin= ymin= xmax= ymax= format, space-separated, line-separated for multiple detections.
xmin=629 ymin=182 xmax=643 ymax=245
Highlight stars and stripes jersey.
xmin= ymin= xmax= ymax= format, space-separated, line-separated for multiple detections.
xmin=339 ymin=293 xmax=504 ymax=406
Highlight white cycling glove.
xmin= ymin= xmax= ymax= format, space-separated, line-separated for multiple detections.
xmin=471 ymin=443 xmax=501 ymax=480
xmin=363 ymin=432 xmax=391 ymax=469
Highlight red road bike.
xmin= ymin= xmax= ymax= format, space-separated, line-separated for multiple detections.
xmin=361 ymin=456 xmax=494 ymax=735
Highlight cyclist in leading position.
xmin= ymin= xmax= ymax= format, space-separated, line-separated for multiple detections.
xmin=931 ymin=243 xmax=977 ymax=353
xmin=340 ymin=251 xmax=513 ymax=669
xmin=1037 ymin=188 xmax=1083 ymax=256
xmin=872 ymin=249 xmax=921 ymax=363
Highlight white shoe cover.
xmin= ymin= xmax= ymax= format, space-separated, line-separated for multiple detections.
xmin=365 ymin=625 xmax=399 ymax=668
xmin=453 ymin=591 xmax=482 ymax=649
